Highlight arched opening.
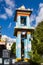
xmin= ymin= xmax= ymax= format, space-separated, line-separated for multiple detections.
xmin=21 ymin=32 xmax=27 ymax=61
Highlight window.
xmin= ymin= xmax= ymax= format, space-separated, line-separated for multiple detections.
xmin=0 ymin=58 xmax=2 ymax=64
xmin=9 ymin=44 xmax=11 ymax=46
xmin=21 ymin=16 xmax=26 ymax=26
xmin=4 ymin=59 xmax=10 ymax=64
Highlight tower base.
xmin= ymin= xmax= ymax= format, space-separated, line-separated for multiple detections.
xmin=16 ymin=58 xmax=30 ymax=62
xmin=24 ymin=58 xmax=30 ymax=62
xmin=15 ymin=62 xmax=30 ymax=65
xmin=16 ymin=58 xmax=21 ymax=62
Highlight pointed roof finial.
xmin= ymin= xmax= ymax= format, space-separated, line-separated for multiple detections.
xmin=18 ymin=5 xmax=32 ymax=11
xmin=18 ymin=5 xmax=25 ymax=10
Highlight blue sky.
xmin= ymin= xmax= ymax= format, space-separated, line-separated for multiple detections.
xmin=0 ymin=0 xmax=43 ymax=38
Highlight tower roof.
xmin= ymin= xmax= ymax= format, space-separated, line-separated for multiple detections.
xmin=18 ymin=5 xmax=31 ymax=11
xmin=14 ymin=5 xmax=32 ymax=21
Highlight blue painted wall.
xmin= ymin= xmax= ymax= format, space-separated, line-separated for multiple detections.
xmin=26 ymin=16 xmax=30 ymax=28
xmin=16 ymin=14 xmax=32 ymax=60
xmin=17 ymin=15 xmax=21 ymax=27
xmin=27 ymin=33 xmax=31 ymax=58
xmin=16 ymin=32 xmax=21 ymax=58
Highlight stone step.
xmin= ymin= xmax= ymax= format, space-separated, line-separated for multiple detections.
xmin=15 ymin=62 xmax=30 ymax=65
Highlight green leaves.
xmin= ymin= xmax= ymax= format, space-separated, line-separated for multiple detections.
xmin=11 ymin=42 xmax=16 ymax=55
xmin=29 ymin=21 xmax=43 ymax=64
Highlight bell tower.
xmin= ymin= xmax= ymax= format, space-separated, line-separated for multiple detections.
xmin=14 ymin=5 xmax=34 ymax=62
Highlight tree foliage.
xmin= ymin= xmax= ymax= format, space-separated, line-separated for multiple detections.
xmin=29 ymin=21 xmax=43 ymax=64
xmin=11 ymin=42 xmax=16 ymax=57
xmin=34 ymin=22 xmax=43 ymax=55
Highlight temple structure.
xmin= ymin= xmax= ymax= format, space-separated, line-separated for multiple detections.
xmin=14 ymin=5 xmax=34 ymax=62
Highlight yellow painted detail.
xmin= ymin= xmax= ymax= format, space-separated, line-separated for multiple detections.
xmin=0 ymin=40 xmax=5 ymax=42
xmin=18 ymin=31 xmax=21 ymax=34
xmin=24 ymin=58 xmax=30 ymax=62
xmin=16 ymin=58 xmax=21 ymax=62
xmin=17 ymin=11 xmax=31 ymax=14
xmin=27 ymin=32 xmax=31 ymax=34
xmin=17 ymin=12 xmax=30 ymax=16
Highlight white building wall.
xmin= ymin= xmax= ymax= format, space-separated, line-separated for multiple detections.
xmin=6 ymin=42 xmax=13 ymax=50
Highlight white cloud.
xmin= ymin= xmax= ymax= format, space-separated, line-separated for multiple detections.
xmin=0 ymin=14 xmax=7 ymax=19
xmin=39 ymin=3 xmax=43 ymax=8
xmin=2 ymin=35 xmax=16 ymax=43
xmin=4 ymin=0 xmax=15 ymax=17
xmin=5 ymin=8 xmax=13 ymax=16
xmin=4 ymin=0 xmax=15 ymax=8
xmin=0 ymin=0 xmax=15 ymax=19
xmin=8 ymin=22 xmax=12 ymax=28
xmin=0 ymin=0 xmax=3 ymax=2
xmin=35 ymin=3 xmax=43 ymax=27
xmin=30 ymin=14 xmax=36 ymax=22
xmin=30 ymin=3 xmax=43 ymax=27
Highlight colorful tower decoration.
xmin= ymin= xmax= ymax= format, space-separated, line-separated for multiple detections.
xmin=14 ymin=5 xmax=34 ymax=62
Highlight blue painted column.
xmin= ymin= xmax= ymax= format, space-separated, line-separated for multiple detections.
xmin=27 ymin=32 xmax=31 ymax=59
xmin=16 ymin=31 xmax=21 ymax=60
xmin=24 ymin=39 xmax=28 ymax=58
xmin=17 ymin=15 xmax=21 ymax=27
xmin=26 ymin=16 xmax=30 ymax=28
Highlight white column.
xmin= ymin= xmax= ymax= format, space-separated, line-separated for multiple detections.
xmin=26 ymin=16 xmax=30 ymax=28
xmin=27 ymin=32 xmax=31 ymax=59
xmin=16 ymin=31 xmax=21 ymax=59
xmin=17 ymin=15 xmax=21 ymax=27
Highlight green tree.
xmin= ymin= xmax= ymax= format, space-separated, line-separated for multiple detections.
xmin=11 ymin=42 xmax=16 ymax=57
xmin=35 ymin=22 xmax=43 ymax=55
xmin=29 ymin=21 xmax=43 ymax=64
